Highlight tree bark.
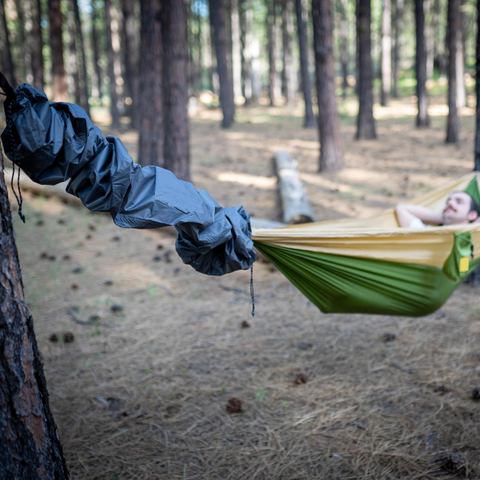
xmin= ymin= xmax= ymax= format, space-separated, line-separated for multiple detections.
xmin=312 ymin=0 xmax=344 ymax=171
xmin=425 ymin=0 xmax=434 ymax=79
xmin=339 ymin=0 xmax=349 ymax=100
xmin=294 ymin=0 xmax=316 ymax=127
xmin=475 ymin=0 xmax=480 ymax=170
xmin=0 ymin=0 xmax=16 ymax=86
xmin=392 ymin=0 xmax=403 ymax=97
xmin=13 ymin=0 xmax=28 ymax=83
xmin=195 ymin=9 xmax=203 ymax=90
xmin=121 ymin=0 xmax=138 ymax=125
xmin=73 ymin=0 xmax=90 ymax=117
xmin=0 ymin=147 xmax=69 ymax=479
xmin=240 ymin=0 xmax=253 ymax=103
xmin=90 ymin=0 xmax=103 ymax=99
xmin=209 ymin=0 xmax=235 ymax=127
xmin=356 ymin=0 xmax=376 ymax=139
xmin=415 ymin=0 xmax=429 ymax=126
xmin=104 ymin=0 xmax=120 ymax=129
xmin=161 ymin=0 xmax=191 ymax=182
xmin=138 ymin=0 xmax=163 ymax=166
xmin=31 ymin=0 xmax=44 ymax=90
xmin=266 ymin=0 xmax=277 ymax=106
xmin=380 ymin=0 xmax=391 ymax=106
xmin=282 ymin=0 xmax=296 ymax=109
xmin=48 ymin=0 xmax=68 ymax=101
xmin=446 ymin=0 xmax=459 ymax=143
xmin=456 ymin=1 xmax=466 ymax=108
xmin=231 ymin=0 xmax=243 ymax=102
xmin=67 ymin=8 xmax=82 ymax=107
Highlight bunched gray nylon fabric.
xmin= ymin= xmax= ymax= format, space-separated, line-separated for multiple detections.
xmin=2 ymin=84 xmax=256 ymax=276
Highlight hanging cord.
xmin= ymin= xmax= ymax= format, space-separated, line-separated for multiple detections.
xmin=0 ymin=71 xmax=25 ymax=222
xmin=250 ymin=265 xmax=255 ymax=317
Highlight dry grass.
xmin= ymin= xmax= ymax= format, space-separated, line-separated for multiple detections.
xmin=11 ymin=92 xmax=480 ymax=479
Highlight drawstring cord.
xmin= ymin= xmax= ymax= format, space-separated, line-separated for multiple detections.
xmin=250 ymin=265 xmax=255 ymax=317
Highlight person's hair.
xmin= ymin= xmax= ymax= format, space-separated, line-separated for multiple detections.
xmin=466 ymin=193 xmax=480 ymax=220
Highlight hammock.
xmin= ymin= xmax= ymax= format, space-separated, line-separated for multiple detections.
xmin=252 ymin=174 xmax=480 ymax=317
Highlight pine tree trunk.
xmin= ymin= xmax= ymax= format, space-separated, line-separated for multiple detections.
xmin=161 ymin=0 xmax=190 ymax=182
xmin=138 ymin=0 xmax=163 ymax=166
xmin=456 ymin=2 xmax=466 ymax=108
xmin=392 ymin=0 xmax=403 ymax=97
xmin=48 ymin=0 xmax=68 ymax=101
xmin=90 ymin=0 xmax=103 ymax=99
xmin=267 ymin=0 xmax=277 ymax=105
xmin=13 ymin=0 xmax=28 ymax=83
xmin=380 ymin=0 xmax=391 ymax=106
xmin=240 ymin=0 xmax=253 ymax=103
xmin=356 ymin=0 xmax=376 ymax=139
xmin=294 ymin=0 xmax=316 ymax=127
xmin=121 ymin=0 xmax=138 ymax=126
xmin=312 ymin=0 xmax=344 ymax=171
xmin=475 ymin=0 xmax=480 ymax=170
xmin=282 ymin=0 xmax=296 ymax=109
xmin=425 ymin=0 xmax=434 ymax=79
xmin=0 ymin=0 xmax=16 ymax=86
xmin=0 ymin=148 xmax=69 ymax=479
xmin=231 ymin=0 xmax=243 ymax=102
xmin=68 ymin=8 xmax=82 ymax=107
xmin=104 ymin=0 xmax=120 ymax=129
xmin=340 ymin=0 xmax=349 ymax=100
xmin=415 ymin=0 xmax=429 ymax=126
xmin=210 ymin=0 xmax=235 ymax=127
xmin=195 ymin=10 xmax=203 ymax=90
xmin=446 ymin=0 xmax=460 ymax=143
xmin=31 ymin=0 xmax=44 ymax=90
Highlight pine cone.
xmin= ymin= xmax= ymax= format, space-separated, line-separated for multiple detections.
xmin=294 ymin=373 xmax=309 ymax=385
xmin=434 ymin=384 xmax=450 ymax=394
xmin=241 ymin=320 xmax=250 ymax=329
xmin=49 ymin=333 xmax=59 ymax=343
xmin=63 ymin=332 xmax=75 ymax=343
xmin=226 ymin=397 xmax=242 ymax=413
xmin=434 ymin=453 xmax=465 ymax=474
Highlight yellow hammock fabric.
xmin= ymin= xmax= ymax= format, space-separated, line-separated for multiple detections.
xmin=251 ymin=173 xmax=480 ymax=317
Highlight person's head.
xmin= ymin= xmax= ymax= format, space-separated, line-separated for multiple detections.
xmin=442 ymin=192 xmax=480 ymax=225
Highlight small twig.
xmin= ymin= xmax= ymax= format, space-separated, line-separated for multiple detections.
xmin=67 ymin=307 xmax=111 ymax=326
xmin=124 ymin=283 xmax=175 ymax=297
xmin=391 ymin=360 xmax=415 ymax=374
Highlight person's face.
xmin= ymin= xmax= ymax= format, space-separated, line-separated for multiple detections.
xmin=442 ymin=192 xmax=478 ymax=225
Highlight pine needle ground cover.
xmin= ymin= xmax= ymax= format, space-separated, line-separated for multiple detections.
xmin=11 ymin=97 xmax=480 ymax=479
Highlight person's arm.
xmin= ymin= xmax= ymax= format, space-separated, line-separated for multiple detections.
xmin=395 ymin=204 xmax=443 ymax=228
xmin=2 ymin=84 xmax=256 ymax=276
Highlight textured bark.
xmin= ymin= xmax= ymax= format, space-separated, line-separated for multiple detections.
xmin=415 ymin=0 xmax=429 ymax=126
xmin=339 ymin=0 xmax=348 ymax=100
xmin=48 ymin=0 xmax=68 ymax=101
xmin=425 ymin=0 xmax=434 ymax=79
xmin=392 ymin=0 xmax=404 ymax=97
xmin=380 ymin=0 xmax=391 ymax=106
xmin=195 ymin=9 xmax=203 ymax=90
xmin=121 ymin=0 xmax=138 ymax=125
xmin=104 ymin=0 xmax=120 ymax=129
xmin=67 ymin=8 xmax=82 ymax=107
xmin=0 ymin=0 xmax=16 ymax=86
xmin=294 ymin=0 xmax=315 ymax=127
xmin=240 ymin=0 xmax=253 ymax=103
xmin=282 ymin=0 xmax=296 ymax=109
xmin=13 ymin=0 xmax=28 ymax=82
xmin=231 ymin=0 xmax=243 ymax=101
xmin=312 ymin=0 xmax=344 ymax=171
xmin=0 ymin=148 xmax=69 ymax=479
xmin=73 ymin=0 xmax=90 ymax=117
xmin=266 ymin=0 xmax=277 ymax=106
xmin=476 ymin=0 xmax=480 ymax=171
xmin=161 ymin=0 xmax=190 ymax=182
xmin=90 ymin=0 xmax=103 ymax=99
xmin=446 ymin=0 xmax=459 ymax=143
xmin=210 ymin=0 xmax=235 ymax=127
xmin=356 ymin=0 xmax=376 ymax=139
xmin=138 ymin=0 xmax=163 ymax=166
xmin=31 ymin=0 xmax=44 ymax=90
xmin=456 ymin=1 xmax=466 ymax=108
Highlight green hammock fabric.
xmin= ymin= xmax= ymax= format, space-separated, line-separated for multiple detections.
xmin=254 ymin=242 xmax=480 ymax=317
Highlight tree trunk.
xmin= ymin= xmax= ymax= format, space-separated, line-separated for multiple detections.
xmin=195 ymin=9 xmax=203 ymax=90
xmin=31 ymin=0 xmax=44 ymax=90
xmin=210 ymin=0 xmax=235 ymax=127
xmin=240 ymin=0 xmax=253 ymax=103
xmin=380 ymin=0 xmax=391 ymax=106
xmin=456 ymin=2 xmax=466 ymax=108
xmin=67 ymin=8 xmax=82 ymax=107
xmin=294 ymin=0 xmax=316 ymax=127
xmin=415 ymin=0 xmax=429 ymax=126
xmin=48 ymin=0 xmax=68 ymax=101
xmin=0 ymin=147 xmax=70 ymax=479
xmin=356 ymin=0 xmax=376 ymax=139
xmin=13 ymin=0 xmax=28 ymax=83
xmin=90 ymin=0 xmax=103 ymax=99
xmin=138 ymin=0 xmax=163 ymax=166
xmin=282 ymin=0 xmax=296 ymax=109
xmin=231 ymin=0 xmax=243 ymax=102
xmin=121 ymin=0 xmax=138 ymax=126
xmin=392 ymin=0 xmax=403 ymax=97
xmin=340 ymin=0 xmax=349 ymax=100
xmin=266 ymin=0 xmax=277 ymax=106
xmin=104 ymin=0 xmax=120 ymax=129
xmin=446 ymin=0 xmax=459 ymax=143
xmin=161 ymin=0 xmax=190 ymax=182
xmin=0 ymin=0 xmax=16 ymax=86
xmin=312 ymin=0 xmax=344 ymax=171
xmin=425 ymin=0 xmax=434 ymax=79
xmin=475 ymin=0 xmax=480 ymax=170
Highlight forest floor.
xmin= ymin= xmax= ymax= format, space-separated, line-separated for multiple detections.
xmin=10 ymin=89 xmax=480 ymax=479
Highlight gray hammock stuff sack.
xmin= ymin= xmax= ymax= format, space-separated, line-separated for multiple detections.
xmin=2 ymin=84 xmax=256 ymax=276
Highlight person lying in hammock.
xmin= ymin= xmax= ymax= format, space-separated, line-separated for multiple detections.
xmin=396 ymin=192 xmax=480 ymax=228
